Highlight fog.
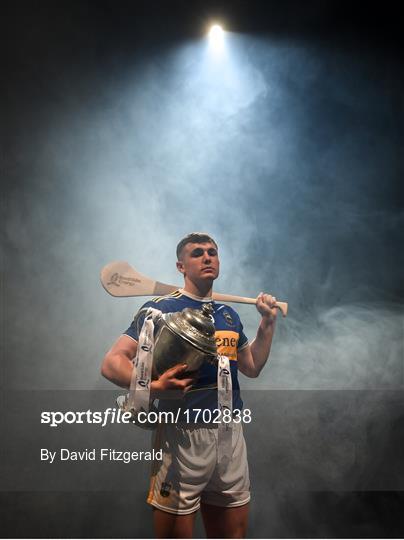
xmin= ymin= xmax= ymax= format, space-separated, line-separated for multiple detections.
xmin=3 ymin=4 xmax=403 ymax=537
xmin=5 ymin=33 xmax=402 ymax=392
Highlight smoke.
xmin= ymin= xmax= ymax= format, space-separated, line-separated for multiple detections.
xmin=4 ymin=33 xmax=403 ymax=396
xmin=3 ymin=8 xmax=403 ymax=537
xmin=241 ymin=302 xmax=403 ymax=390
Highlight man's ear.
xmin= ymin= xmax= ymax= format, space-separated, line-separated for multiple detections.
xmin=176 ymin=260 xmax=185 ymax=275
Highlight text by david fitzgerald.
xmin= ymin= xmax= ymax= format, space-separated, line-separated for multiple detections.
xmin=41 ymin=448 xmax=162 ymax=464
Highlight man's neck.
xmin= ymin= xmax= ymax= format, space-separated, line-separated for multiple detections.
xmin=183 ymin=279 xmax=213 ymax=299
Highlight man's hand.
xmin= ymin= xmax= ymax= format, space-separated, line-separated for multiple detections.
xmin=256 ymin=292 xmax=278 ymax=325
xmin=150 ymin=364 xmax=197 ymax=400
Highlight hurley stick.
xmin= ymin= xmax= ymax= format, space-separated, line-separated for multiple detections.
xmin=100 ymin=261 xmax=288 ymax=317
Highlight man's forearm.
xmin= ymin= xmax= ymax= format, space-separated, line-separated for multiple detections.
xmin=101 ymin=353 xmax=134 ymax=389
xmin=102 ymin=352 xmax=163 ymax=400
xmin=249 ymin=318 xmax=276 ymax=376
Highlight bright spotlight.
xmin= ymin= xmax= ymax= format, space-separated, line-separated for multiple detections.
xmin=208 ymin=24 xmax=224 ymax=52
xmin=209 ymin=24 xmax=223 ymax=39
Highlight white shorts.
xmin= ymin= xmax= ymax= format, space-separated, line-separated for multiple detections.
xmin=147 ymin=421 xmax=250 ymax=515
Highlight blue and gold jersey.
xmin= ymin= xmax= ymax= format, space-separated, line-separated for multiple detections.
xmin=123 ymin=289 xmax=249 ymax=419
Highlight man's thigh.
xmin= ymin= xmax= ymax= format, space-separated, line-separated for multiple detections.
xmin=148 ymin=423 xmax=216 ymax=514
xmin=153 ymin=507 xmax=197 ymax=539
xmin=201 ymin=421 xmax=250 ymax=508
xmin=201 ymin=502 xmax=250 ymax=539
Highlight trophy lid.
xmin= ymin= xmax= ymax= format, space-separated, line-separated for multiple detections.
xmin=163 ymin=303 xmax=217 ymax=356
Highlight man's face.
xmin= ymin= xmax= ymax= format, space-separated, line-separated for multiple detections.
xmin=176 ymin=242 xmax=220 ymax=283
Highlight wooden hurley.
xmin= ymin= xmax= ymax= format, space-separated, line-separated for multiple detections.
xmin=100 ymin=261 xmax=288 ymax=317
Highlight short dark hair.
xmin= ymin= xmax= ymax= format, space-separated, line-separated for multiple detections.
xmin=176 ymin=232 xmax=218 ymax=260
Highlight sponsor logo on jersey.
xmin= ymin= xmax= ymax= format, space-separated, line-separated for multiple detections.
xmin=215 ymin=330 xmax=239 ymax=361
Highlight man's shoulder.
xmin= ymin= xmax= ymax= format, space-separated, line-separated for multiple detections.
xmin=213 ymin=303 xmax=242 ymax=325
xmin=140 ymin=290 xmax=188 ymax=313
xmin=213 ymin=302 xmax=240 ymax=316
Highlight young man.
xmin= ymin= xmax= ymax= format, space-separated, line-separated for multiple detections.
xmin=101 ymin=232 xmax=277 ymax=538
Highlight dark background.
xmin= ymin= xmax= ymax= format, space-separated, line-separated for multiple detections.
xmin=2 ymin=0 xmax=403 ymax=537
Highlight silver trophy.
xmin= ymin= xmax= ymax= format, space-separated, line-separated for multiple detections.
xmin=116 ymin=303 xmax=218 ymax=429
xmin=134 ymin=302 xmax=218 ymax=377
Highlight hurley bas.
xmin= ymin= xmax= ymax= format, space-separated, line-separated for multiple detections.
xmin=40 ymin=448 xmax=163 ymax=464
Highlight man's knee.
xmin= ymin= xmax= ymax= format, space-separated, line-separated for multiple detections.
xmin=153 ymin=507 xmax=197 ymax=539
xmin=201 ymin=502 xmax=249 ymax=538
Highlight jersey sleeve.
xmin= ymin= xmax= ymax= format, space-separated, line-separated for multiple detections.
xmin=226 ymin=306 xmax=248 ymax=350
xmin=123 ymin=301 xmax=157 ymax=342
xmin=237 ymin=318 xmax=249 ymax=350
